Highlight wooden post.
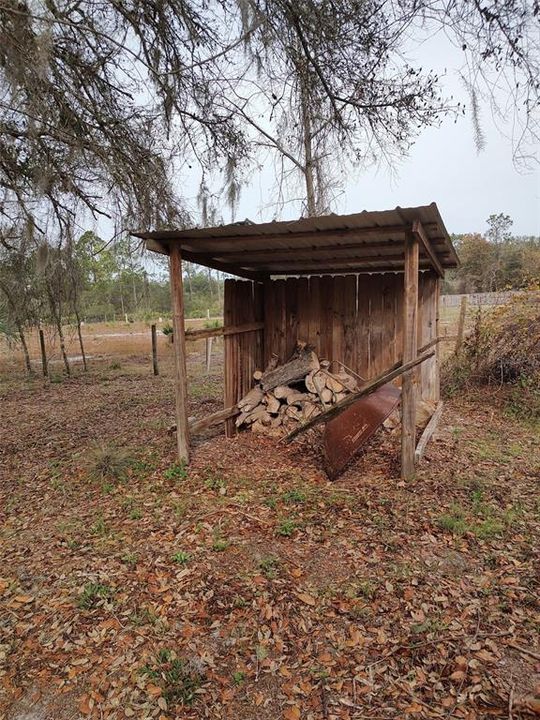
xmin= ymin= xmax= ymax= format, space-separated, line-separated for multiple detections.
xmin=455 ymin=296 xmax=468 ymax=354
xmin=169 ymin=245 xmax=190 ymax=462
xmin=205 ymin=308 xmax=212 ymax=374
xmin=151 ymin=324 xmax=159 ymax=376
xmin=401 ymin=233 xmax=419 ymax=480
xmin=39 ymin=328 xmax=48 ymax=378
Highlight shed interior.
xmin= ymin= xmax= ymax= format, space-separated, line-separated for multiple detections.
xmin=133 ymin=203 xmax=458 ymax=479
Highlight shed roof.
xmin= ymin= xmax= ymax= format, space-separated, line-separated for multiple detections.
xmin=133 ymin=203 xmax=458 ymax=281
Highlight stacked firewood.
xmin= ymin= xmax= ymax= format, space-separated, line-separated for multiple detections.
xmin=235 ymin=343 xmax=359 ymax=435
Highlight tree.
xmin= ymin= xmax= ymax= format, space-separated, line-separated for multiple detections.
xmin=222 ymin=0 xmax=539 ymax=215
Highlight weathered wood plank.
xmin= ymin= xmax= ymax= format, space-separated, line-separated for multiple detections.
xmin=190 ymin=406 xmax=240 ymax=435
xmin=415 ymin=401 xmax=444 ymax=462
xmin=401 ymin=233 xmax=419 ymax=480
xmin=185 ymin=321 xmax=264 ymax=340
xmin=224 ymin=279 xmax=238 ymax=437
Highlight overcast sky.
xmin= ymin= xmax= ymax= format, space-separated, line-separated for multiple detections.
xmin=220 ymin=30 xmax=540 ymax=238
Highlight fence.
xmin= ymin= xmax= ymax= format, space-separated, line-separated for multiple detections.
xmin=440 ymin=291 xmax=515 ymax=308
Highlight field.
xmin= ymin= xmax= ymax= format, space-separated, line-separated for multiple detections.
xmin=0 ymin=313 xmax=539 ymax=720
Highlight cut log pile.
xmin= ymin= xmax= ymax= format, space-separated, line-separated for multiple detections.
xmin=235 ymin=343 xmax=360 ymax=435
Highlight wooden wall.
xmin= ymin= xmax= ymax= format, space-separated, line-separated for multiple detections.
xmin=223 ymin=279 xmax=264 ymax=435
xmin=223 ymin=272 xmax=439 ymax=431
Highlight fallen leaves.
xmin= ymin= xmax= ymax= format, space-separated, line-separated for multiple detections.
xmin=1 ymin=370 xmax=539 ymax=719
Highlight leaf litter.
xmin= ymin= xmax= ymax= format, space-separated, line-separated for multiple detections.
xmin=0 ymin=364 xmax=539 ymax=719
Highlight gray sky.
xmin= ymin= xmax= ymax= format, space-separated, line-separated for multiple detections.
xmin=224 ymin=31 xmax=540 ymax=238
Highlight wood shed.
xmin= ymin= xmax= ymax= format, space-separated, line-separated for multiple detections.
xmin=133 ymin=203 xmax=459 ymax=479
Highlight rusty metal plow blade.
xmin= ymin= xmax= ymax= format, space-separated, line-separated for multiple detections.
xmin=323 ymin=383 xmax=400 ymax=479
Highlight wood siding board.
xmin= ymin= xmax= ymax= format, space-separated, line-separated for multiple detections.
xmin=319 ymin=275 xmax=334 ymax=362
xmin=307 ymin=276 xmax=321 ymax=355
xmin=343 ymin=275 xmax=357 ymax=372
xmin=285 ymin=276 xmax=299 ymax=359
xmin=224 ymin=278 xmax=237 ymax=437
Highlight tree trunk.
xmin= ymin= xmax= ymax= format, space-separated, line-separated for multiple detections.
xmin=17 ymin=322 xmax=32 ymax=376
xmin=299 ymin=67 xmax=317 ymax=217
xmin=47 ymin=283 xmax=71 ymax=377
xmin=56 ymin=318 xmax=71 ymax=376
xmin=75 ymin=310 xmax=87 ymax=371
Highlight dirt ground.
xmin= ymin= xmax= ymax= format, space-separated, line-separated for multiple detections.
xmin=0 ymin=347 xmax=539 ymax=720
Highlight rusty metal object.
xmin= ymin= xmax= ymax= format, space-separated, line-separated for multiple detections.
xmin=323 ymin=383 xmax=401 ymax=479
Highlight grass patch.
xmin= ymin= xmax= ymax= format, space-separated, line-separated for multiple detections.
xmin=212 ymin=537 xmax=229 ymax=552
xmin=164 ymin=461 xmax=188 ymax=481
xmin=85 ymin=442 xmax=132 ymax=483
xmin=277 ymin=518 xmax=298 ymax=537
xmin=140 ymin=649 xmax=203 ymax=706
xmin=78 ymin=582 xmax=113 ymax=609
xmin=282 ymin=489 xmax=307 ymax=504
xmin=258 ymin=556 xmax=279 ymax=578
xmin=172 ymin=551 xmax=191 ymax=565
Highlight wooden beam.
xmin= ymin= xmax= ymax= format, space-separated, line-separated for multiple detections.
xmin=214 ymin=239 xmax=405 ymax=261
xmin=249 ymin=253 xmax=408 ymax=267
xmin=284 ymin=350 xmax=435 ymax=443
xmin=169 ymin=245 xmax=190 ymax=463
xmin=190 ymin=405 xmax=240 ymax=435
xmin=401 ymin=232 xmax=419 ymax=480
xmin=185 ymin=321 xmax=264 ymax=341
xmin=415 ymin=401 xmax=444 ymax=462
xmin=267 ymin=264 xmax=429 ymax=276
xmin=171 ymin=245 xmax=266 ymax=282
xmin=412 ymin=220 xmax=444 ymax=278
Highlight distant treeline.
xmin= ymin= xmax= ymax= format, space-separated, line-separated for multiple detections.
xmin=443 ymin=214 xmax=540 ymax=294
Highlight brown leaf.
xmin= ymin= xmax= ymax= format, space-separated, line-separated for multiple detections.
xmin=283 ymin=706 xmax=301 ymax=720
xmin=296 ymin=592 xmax=316 ymax=606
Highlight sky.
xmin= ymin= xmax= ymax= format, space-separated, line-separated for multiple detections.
xmin=216 ymin=29 xmax=540 ymax=238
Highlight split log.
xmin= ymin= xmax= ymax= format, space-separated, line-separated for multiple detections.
xmin=274 ymin=385 xmax=296 ymax=400
xmin=283 ymin=351 xmax=435 ymax=444
xmin=305 ymin=371 xmax=317 ymax=394
xmin=265 ymin=394 xmax=281 ymax=414
xmin=237 ymin=386 xmax=263 ymax=411
xmin=325 ymin=375 xmax=345 ymax=393
xmin=260 ymin=346 xmax=319 ymax=391
xmin=321 ymin=388 xmax=333 ymax=404
xmin=286 ymin=391 xmax=309 ymax=406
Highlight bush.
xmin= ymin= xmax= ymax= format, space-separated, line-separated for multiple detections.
xmin=443 ymin=290 xmax=540 ymax=420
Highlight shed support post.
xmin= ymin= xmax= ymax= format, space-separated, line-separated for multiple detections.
xmin=401 ymin=232 xmax=419 ymax=480
xmin=169 ymin=245 xmax=190 ymax=463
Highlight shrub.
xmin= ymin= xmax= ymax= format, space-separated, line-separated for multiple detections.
xmin=85 ymin=443 xmax=131 ymax=482
xmin=443 ymin=290 xmax=540 ymax=419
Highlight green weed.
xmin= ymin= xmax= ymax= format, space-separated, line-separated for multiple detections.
xmin=78 ymin=582 xmax=112 ymax=609
xmin=232 ymin=671 xmax=245 ymax=685
xmin=277 ymin=518 xmax=297 ymax=537
xmin=164 ymin=461 xmax=188 ymax=481
xmin=172 ymin=551 xmax=191 ymax=565
xmin=140 ymin=650 xmax=203 ymax=706
xmin=212 ymin=538 xmax=229 ymax=552
xmin=258 ymin=556 xmax=279 ymax=579
xmin=282 ymin=489 xmax=307 ymax=504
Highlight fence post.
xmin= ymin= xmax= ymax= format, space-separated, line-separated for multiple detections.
xmin=151 ymin=324 xmax=159 ymax=376
xmin=39 ymin=328 xmax=48 ymax=378
xmin=205 ymin=308 xmax=212 ymax=374
xmin=454 ymin=296 xmax=468 ymax=354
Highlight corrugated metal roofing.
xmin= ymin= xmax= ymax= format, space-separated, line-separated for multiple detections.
xmin=132 ymin=203 xmax=458 ymax=279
